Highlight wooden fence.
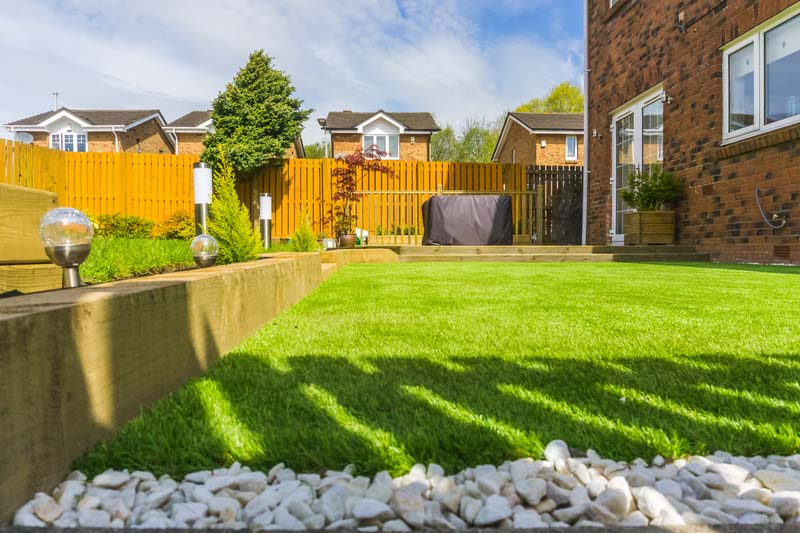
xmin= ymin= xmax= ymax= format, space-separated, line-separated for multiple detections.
xmin=1 ymin=140 xmax=582 ymax=243
xmin=0 ymin=140 xmax=198 ymax=222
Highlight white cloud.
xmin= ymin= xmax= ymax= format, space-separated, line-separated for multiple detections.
xmin=0 ymin=0 xmax=582 ymax=144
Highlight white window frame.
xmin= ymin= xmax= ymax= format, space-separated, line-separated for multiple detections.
xmin=610 ymin=85 xmax=665 ymax=245
xmin=722 ymin=4 xmax=800 ymax=144
xmin=565 ymin=136 xmax=578 ymax=161
xmin=362 ymin=134 xmax=399 ymax=159
xmin=49 ymin=132 xmax=88 ymax=152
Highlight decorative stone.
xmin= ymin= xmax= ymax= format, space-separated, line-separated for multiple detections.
xmin=33 ymin=494 xmax=63 ymax=523
xmin=350 ymin=498 xmax=394 ymax=520
xmin=273 ymin=507 xmax=306 ymax=530
xmin=459 ymin=496 xmax=482 ymax=525
xmin=391 ymin=487 xmax=425 ymax=527
xmin=382 ymin=519 xmax=411 ymax=531
xmin=769 ymin=491 xmax=800 ymax=517
xmin=631 ymin=486 xmax=675 ymax=519
xmin=552 ymin=503 xmax=589 ymax=525
xmin=302 ymin=514 xmax=325 ymax=530
xmin=543 ymin=440 xmax=571 ymax=463
xmin=755 ymin=470 xmax=800 ymax=492
xmin=739 ymin=512 xmax=771 ymax=525
xmin=514 ymin=478 xmax=547 ymax=506
xmin=619 ymin=511 xmax=649 ymax=527
xmin=92 ymin=470 xmax=130 ymax=488
xmin=654 ymin=479 xmax=682 ymax=500
xmin=721 ymin=498 xmax=775 ymax=517
xmin=77 ymin=508 xmax=111 ymax=528
xmin=172 ymin=502 xmax=208 ymax=524
xmin=473 ymin=495 xmax=512 ymax=526
xmin=650 ymin=509 xmax=686 ymax=526
xmin=234 ymin=472 xmax=268 ymax=493
xmin=431 ymin=477 xmax=461 ymax=513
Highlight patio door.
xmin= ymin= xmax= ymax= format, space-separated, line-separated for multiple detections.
xmin=610 ymin=88 xmax=664 ymax=244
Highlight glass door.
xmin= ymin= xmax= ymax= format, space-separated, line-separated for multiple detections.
xmin=611 ymin=91 xmax=664 ymax=244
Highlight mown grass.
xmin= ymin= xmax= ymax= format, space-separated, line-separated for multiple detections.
xmin=76 ymin=262 xmax=800 ymax=477
xmin=80 ymin=237 xmax=194 ymax=284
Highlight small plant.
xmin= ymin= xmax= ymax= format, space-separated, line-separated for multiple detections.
xmin=289 ymin=212 xmax=320 ymax=252
xmin=325 ymin=148 xmax=392 ymax=236
xmin=207 ymin=151 xmax=263 ymax=264
xmin=153 ymin=211 xmax=195 ymax=240
xmin=94 ymin=213 xmax=155 ymax=239
xmin=621 ymin=165 xmax=682 ymax=211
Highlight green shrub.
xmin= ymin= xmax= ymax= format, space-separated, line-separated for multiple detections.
xmin=154 ymin=211 xmax=195 ymax=240
xmin=207 ymin=151 xmax=263 ymax=264
xmin=289 ymin=212 xmax=320 ymax=252
xmin=95 ymin=213 xmax=155 ymax=239
xmin=621 ymin=164 xmax=682 ymax=211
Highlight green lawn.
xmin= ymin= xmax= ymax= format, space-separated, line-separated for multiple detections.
xmin=76 ymin=262 xmax=800 ymax=477
xmin=80 ymin=237 xmax=194 ymax=284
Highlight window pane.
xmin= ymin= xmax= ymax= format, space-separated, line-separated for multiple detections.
xmin=388 ymin=135 xmax=399 ymax=157
xmin=63 ymin=133 xmax=74 ymax=152
xmin=376 ymin=136 xmax=386 ymax=152
xmin=363 ymin=135 xmax=374 ymax=150
xmin=50 ymin=134 xmax=60 ymax=150
xmin=642 ymin=98 xmax=663 ymax=172
xmin=566 ymin=136 xmax=577 ymax=159
xmin=76 ymin=134 xmax=87 ymax=152
xmin=765 ymin=14 xmax=800 ymax=124
xmin=729 ymin=43 xmax=755 ymax=131
xmin=615 ymin=113 xmax=634 ymax=234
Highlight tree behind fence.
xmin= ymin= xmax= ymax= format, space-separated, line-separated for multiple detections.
xmin=1 ymin=140 xmax=582 ymax=242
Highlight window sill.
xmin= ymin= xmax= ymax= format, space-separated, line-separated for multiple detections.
xmin=715 ymin=123 xmax=800 ymax=160
xmin=604 ymin=0 xmax=634 ymax=22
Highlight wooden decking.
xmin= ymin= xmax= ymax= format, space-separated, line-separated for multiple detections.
xmin=372 ymin=245 xmax=709 ymax=263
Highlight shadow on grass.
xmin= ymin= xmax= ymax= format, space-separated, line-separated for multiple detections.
xmin=76 ymin=350 xmax=800 ymax=478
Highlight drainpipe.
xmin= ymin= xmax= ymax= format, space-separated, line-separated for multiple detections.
xmin=111 ymin=126 xmax=119 ymax=152
xmin=581 ymin=0 xmax=590 ymax=246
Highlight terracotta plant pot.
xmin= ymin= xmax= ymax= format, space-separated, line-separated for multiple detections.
xmin=624 ymin=211 xmax=675 ymax=245
xmin=337 ymin=233 xmax=357 ymax=248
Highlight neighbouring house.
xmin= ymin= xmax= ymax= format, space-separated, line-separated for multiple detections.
xmin=492 ymin=113 xmax=584 ymax=165
xmin=164 ymin=110 xmax=305 ymax=158
xmin=3 ymin=108 xmax=174 ymax=154
xmin=318 ymin=110 xmax=440 ymax=161
xmin=587 ymin=0 xmax=799 ymax=263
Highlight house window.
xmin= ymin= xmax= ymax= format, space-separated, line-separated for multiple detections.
xmin=363 ymin=134 xmax=399 ymax=159
xmin=49 ymin=132 xmax=88 ymax=152
xmin=565 ymin=136 xmax=578 ymax=160
xmin=723 ymin=5 xmax=800 ymax=141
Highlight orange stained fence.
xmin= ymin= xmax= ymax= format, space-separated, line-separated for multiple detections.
xmin=0 ymin=140 xmax=199 ymax=222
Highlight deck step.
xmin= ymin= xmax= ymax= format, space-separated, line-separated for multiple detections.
xmin=380 ymin=245 xmax=699 ymax=256
xmin=398 ymin=252 xmax=709 ymax=263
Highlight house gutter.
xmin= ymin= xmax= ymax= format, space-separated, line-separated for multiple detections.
xmin=581 ymin=0 xmax=590 ymax=245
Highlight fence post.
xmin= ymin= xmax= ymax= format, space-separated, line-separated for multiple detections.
xmin=535 ymin=184 xmax=544 ymax=245
xmin=437 ymin=184 xmax=443 ymax=196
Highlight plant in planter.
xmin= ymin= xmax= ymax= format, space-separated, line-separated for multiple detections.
xmin=326 ymin=147 xmax=392 ymax=248
xmin=620 ymin=164 xmax=682 ymax=245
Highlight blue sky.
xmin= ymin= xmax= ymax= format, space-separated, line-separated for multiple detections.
xmin=0 ymin=0 xmax=584 ymax=144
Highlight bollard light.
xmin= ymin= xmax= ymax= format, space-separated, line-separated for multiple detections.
xmin=190 ymin=234 xmax=219 ymax=268
xmin=193 ymin=162 xmax=213 ymax=235
xmin=259 ymin=193 xmax=272 ymax=250
xmin=39 ymin=207 xmax=93 ymax=288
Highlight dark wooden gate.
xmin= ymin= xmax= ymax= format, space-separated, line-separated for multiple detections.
xmin=526 ymin=165 xmax=584 ymax=245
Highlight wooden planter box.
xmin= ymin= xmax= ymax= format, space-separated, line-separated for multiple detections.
xmin=624 ymin=211 xmax=675 ymax=245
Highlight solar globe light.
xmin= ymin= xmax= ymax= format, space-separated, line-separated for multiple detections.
xmin=39 ymin=207 xmax=94 ymax=288
xmin=190 ymin=234 xmax=219 ymax=268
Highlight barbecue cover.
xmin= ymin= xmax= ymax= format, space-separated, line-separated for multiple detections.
xmin=421 ymin=195 xmax=513 ymax=245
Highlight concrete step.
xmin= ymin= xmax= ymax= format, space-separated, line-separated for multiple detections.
xmin=379 ymin=245 xmax=699 ymax=256
xmin=398 ymin=252 xmax=709 ymax=263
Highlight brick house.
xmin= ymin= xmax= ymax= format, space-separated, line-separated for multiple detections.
xmin=3 ymin=108 xmax=173 ymax=154
xmin=164 ymin=110 xmax=305 ymax=158
xmin=492 ymin=112 xmax=584 ymax=165
xmin=318 ymin=110 xmax=439 ymax=161
xmin=586 ymin=0 xmax=799 ymax=263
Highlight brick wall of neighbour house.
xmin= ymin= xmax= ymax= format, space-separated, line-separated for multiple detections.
xmin=588 ymin=0 xmax=800 ymax=263
xmin=496 ymin=122 xmax=536 ymax=164
xmin=331 ymin=133 xmax=431 ymax=161
xmin=88 ymin=119 xmax=173 ymax=154
xmin=176 ymin=133 xmax=206 ymax=156
xmin=535 ymin=134 xmax=584 ymax=166
xmin=284 ymin=142 xmax=298 ymax=159
xmin=399 ymin=134 xmax=430 ymax=161
xmin=30 ymin=132 xmax=49 ymax=149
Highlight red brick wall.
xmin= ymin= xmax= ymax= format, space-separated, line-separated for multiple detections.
xmin=587 ymin=0 xmax=799 ymax=263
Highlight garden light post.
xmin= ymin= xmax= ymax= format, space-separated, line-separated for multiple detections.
xmin=259 ymin=193 xmax=272 ymax=250
xmin=193 ymin=162 xmax=212 ymax=235
xmin=39 ymin=207 xmax=94 ymax=289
